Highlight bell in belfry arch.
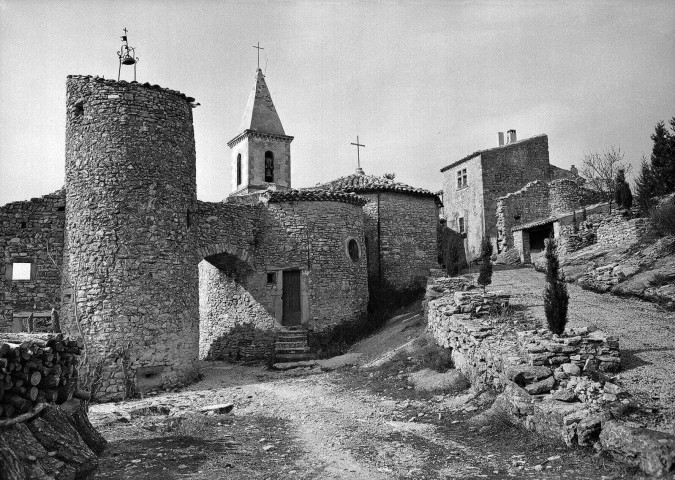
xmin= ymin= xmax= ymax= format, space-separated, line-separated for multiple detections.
xmin=117 ymin=27 xmax=140 ymax=81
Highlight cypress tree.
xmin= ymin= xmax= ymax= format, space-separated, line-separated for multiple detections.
xmin=543 ymin=237 xmax=569 ymax=335
xmin=650 ymin=119 xmax=675 ymax=195
xmin=477 ymin=237 xmax=493 ymax=293
xmin=634 ymin=157 xmax=657 ymax=214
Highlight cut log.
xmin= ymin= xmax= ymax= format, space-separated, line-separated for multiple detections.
xmin=26 ymin=406 xmax=97 ymax=478
xmin=0 ymin=422 xmax=67 ymax=480
xmin=0 ymin=439 xmax=25 ymax=480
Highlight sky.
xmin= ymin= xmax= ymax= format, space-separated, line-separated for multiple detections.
xmin=1 ymin=0 xmax=674 ymax=205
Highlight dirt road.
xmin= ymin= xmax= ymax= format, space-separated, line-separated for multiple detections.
xmin=91 ymin=360 xmax=634 ymax=479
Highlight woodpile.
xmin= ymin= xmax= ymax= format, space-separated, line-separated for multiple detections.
xmin=0 ymin=333 xmax=105 ymax=479
xmin=0 ymin=333 xmax=87 ymax=419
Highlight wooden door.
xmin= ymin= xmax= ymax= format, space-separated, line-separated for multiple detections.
xmin=282 ymin=270 xmax=302 ymax=326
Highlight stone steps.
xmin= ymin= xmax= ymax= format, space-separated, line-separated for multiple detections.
xmin=274 ymin=328 xmax=315 ymax=362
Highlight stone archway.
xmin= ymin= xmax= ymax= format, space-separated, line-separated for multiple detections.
xmin=197 ymin=244 xmax=278 ymax=362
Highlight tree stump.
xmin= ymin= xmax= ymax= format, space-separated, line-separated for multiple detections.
xmin=25 ymin=406 xmax=98 ymax=478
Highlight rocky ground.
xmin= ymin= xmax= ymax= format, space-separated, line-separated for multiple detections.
xmin=534 ymin=235 xmax=675 ymax=310
xmin=87 ymin=302 xmax=650 ymax=479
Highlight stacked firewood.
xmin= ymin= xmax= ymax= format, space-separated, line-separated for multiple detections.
xmin=0 ymin=333 xmax=88 ymax=419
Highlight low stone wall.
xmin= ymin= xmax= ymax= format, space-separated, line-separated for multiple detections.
xmin=597 ymin=214 xmax=653 ymax=248
xmin=425 ymin=275 xmax=674 ymax=477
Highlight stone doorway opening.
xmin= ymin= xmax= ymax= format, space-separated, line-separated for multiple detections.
xmin=528 ymin=223 xmax=554 ymax=255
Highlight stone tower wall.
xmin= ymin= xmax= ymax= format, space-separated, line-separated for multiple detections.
xmin=63 ymin=75 xmax=199 ymax=400
xmin=229 ymin=132 xmax=292 ymax=194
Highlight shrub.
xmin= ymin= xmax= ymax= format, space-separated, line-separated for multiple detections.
xmin=650 ymin=198 xmax=675 ymax=237
xmin=543 ymin=237 xmax=569 ymax=335
xmin=477 ymin=237 xmax=493 ymax=292
xmin=614 ymin=169 xmax=634 ymax=209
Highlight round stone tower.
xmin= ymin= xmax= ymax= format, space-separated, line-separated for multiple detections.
xmin=63 ymin=75 xmax=199 ymax=399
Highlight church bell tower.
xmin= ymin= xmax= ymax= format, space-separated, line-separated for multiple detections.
xmin=228 ymin=68 xmax=294 ymax=195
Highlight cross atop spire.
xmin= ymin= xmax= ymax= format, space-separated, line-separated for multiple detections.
xmin=351 ymin=136 xmax=366 ymax=175
xmin=252 ymin=42 xmax=264 ymax=70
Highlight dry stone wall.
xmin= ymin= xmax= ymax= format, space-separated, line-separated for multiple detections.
xmin=63 ymin=75 xmax=199 ymax=400
xmin=596 ymin=214 xmax=653 ymax=248
xmin=0 ymin=191 xmax=65 ymax=332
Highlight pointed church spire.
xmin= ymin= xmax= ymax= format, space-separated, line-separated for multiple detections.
xmin=236 ymin=68 xmax=286 ymax=136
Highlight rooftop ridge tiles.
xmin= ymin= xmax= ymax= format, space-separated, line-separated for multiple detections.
xmin=316 ymin=173 xmax=442 ymax=206
xmin=264 ymin=189 xmax=368 ymax=207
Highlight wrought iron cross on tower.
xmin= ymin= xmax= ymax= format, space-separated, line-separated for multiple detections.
xmin=252 ymin=42 xmax=264 ymax=69
xmin=351 ymin=135 xmax=365 ymax=173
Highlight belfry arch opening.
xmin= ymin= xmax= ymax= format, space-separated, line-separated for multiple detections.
xmin=264 ymin=151 xmax=274 ymax=182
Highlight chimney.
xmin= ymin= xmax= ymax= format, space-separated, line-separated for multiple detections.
xmin=507 ymin=129 xmax=517 ymax=143
xmin=570 ymin=164 xmax=578 ymax=176
xmin=498 ymin=132 xmax=505 ymax=146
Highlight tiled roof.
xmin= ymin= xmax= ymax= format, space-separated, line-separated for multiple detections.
xmin=316 ymin=173 xmax=442 ymax=206
xmin=512 ymin=217 xmax=556 ymax=231
xmin=67 ymin=75 xmax=196 ymax=103
xmin=440 ymin=134 xmax=547 ymax=173
xmin=264 ymin=189 xmax=368 ymax=206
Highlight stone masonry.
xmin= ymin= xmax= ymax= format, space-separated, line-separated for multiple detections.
xmin=441 ymin=134 xmax=554 ymax=259
xmin=0 ymin=190 xmax=66 ymax=332
xmin=0 ymin=70 xmax=440 ymax=399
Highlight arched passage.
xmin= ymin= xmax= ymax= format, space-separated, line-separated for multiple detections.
xmin=198 ymin=246 xmax=279 ymax=362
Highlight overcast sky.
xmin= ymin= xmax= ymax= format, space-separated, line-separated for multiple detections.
xmin=1 ymin=0 xmax=673 ymax=205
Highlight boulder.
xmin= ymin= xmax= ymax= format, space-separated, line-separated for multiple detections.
xmin=408 ymin=369 xmax=469 ymax=393
xmin=525 ymin=375 xmax=556 ymax=395
xmin=600 ymin=420 xmax=675 ymax=477
xmin=505 ymin=365 xmax=553 ymax=386
xmin=561 ymin=363 xmax=581 ymax=376
xmin=552 ymin=389 xmax=577 ymax=402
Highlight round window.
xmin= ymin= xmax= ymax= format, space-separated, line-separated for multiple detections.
xmin=347 ymin=238 xmax=360 ymax=262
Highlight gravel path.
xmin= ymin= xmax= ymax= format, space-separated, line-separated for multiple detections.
xmin=488 ymin=265 xmax=675 ymax=430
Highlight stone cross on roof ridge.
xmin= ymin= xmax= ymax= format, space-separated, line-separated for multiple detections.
xmin=237 ymin=68 xmax=286 ymax=136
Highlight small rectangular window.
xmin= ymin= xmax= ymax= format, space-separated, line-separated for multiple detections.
xmin=12 ymin=263 xmax=32 ymax=281
xmin=267 ymin=272 xmax=277 ymax=284
xmin=458 ymin=217 xmax=465 ymax=234
xmin=457 ymin=168 xmax=467 ymax=189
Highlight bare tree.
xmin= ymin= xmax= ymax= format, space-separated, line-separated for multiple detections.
xmin=579 ymin=146 xmax=632 ymax=212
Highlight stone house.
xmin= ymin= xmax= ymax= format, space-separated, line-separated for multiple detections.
xmin=440 ymin=130 xmax=579 ymax=260
xmin=0 ymin=68 xmax=440 ymax=399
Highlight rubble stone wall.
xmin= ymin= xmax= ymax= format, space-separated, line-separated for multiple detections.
xmin=0 ymin=191 xmax=66 ymax=332
xmin=424 ymin=276 xmax=631 ymax=454
xmin=63 ymin=76 xmax=199 ymax=400
xmin=496 ymin=181 xmax=550 ymax=252
xmin=596 ymin=214 xmax=653 ymax=248
xmin=376 ymin=193 xmax=438 ymax=290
